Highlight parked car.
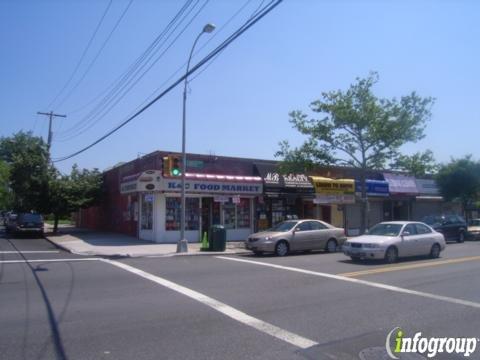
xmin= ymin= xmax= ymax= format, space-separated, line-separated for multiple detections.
xmin=343 ymin=221 xmax=446 ymax=263
xmin=421 ymin=214 xmax=467 ymax=242
xmin=468 ymin=219 xmax=480 ymax=240
xmin=6 ymin=212 xmax=44 ymax=235
xmin=5 ymin=212 xmax=17 ymax=232
xmin=245 ymin=219 xmax=347 ymax=256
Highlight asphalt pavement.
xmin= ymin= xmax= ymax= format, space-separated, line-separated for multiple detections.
xmin=1 ymin=228 xmax=480 ymax=360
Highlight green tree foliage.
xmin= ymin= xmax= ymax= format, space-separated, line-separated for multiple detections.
xmin=276 ymin=72 xmax=435 ymax=233
xmin=0 ymin=131 xmax=49 ymax=212
xmin=390 ymin=150 xmax=438 ymax=177
xmin=0 ymin=160 xmax=12 ymax=209
xmin=48 ymin=165 xmax=103 ymax=233
xmin=436 ymin=156 xmax=480 ymax=213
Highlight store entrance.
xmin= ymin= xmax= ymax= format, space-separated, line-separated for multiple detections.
xmin=201 ymin=198 xmax=212 ymax=238
xmin=201 ymin=198 xmax=221 ymax=237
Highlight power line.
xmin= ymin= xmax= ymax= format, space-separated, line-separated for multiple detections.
xmin=55 ymin=0 xmax=203 ymax=141
xmin=63 ymin=0 xmax=194 ymax=117
xmin=118 ymin=0 xmax=262 ymax=121
xmin=46 ymin=0 xmax=113 ymax=110
xmin=53 ymin=0 xmax=283 ymax=163
xmin=55 ymin=0 xmax=134 ymax=111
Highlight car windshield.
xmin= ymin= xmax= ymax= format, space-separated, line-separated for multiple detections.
xmin=470 ymin=219 xmax=480 ymax=226
xmin=271 ymin=221 xmax=297 ymax=232
xmin=20 ymin=213 xmax=42 ymax=222
xmin=368 ymin=223 xmax=403 ymax=236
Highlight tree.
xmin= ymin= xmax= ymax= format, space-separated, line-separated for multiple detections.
xmin=436 ymin=156 xmax=480 ymax=215
xmin=47 ymin=165 xmax=103 ymax=233
xmin=0 ymin=131 xmax=49 ymax=212
xmin=0 ymin=160 xmax=12 ymax=209
xmin=276 ymin=72 xmax=435 ymax=233
xmin=390 ymin=150 xmax=438 ymax=177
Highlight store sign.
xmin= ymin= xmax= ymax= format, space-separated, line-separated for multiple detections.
xmin=263 ymin=172 xmax=313 ymax=188
xmin=310 ymin=176 xmax=355 ymax=195
xmin=415 ymin=179 xmax=439 ymax=195
xmin=163 ymin=179 xmax=263 ymax=195
xmin=383 ymin=173 xmax=419 ymax=194
xmin=120 ymin=181 xmax=137 ymax=194
xmin=314 ymin=194 xmax=355 ymax=204
xmin=355 ymin=180 xmax=389 ymax=197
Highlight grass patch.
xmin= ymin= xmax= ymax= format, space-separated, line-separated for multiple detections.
xmin=45 ymin=219 xmax=73 ymax=225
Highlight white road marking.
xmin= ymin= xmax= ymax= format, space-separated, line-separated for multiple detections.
xmin=0 ymin=258 xmax=100 ymax=264
xmin=0 ymin=251 xmax=60 ymax=254
xmin=103 ymin=259 xmax=318 ymax=349
xmin=217 ymin=256 xmax=480 ymax=309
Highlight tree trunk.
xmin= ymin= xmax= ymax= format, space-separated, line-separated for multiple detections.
xmin=53 ymin=213 xmax=59 ymax=234
xmin=359 ymin=167 xmax=368 ymax=235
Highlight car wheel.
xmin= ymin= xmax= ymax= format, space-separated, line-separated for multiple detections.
xmin=430 ymin=243 xmax=441 ymax=259
xmin=384 ymin=246 xmax=398 ymax=264
xmin=326 ymin=239 xmax=337 ymax=253
xmin=457 ymin=231 xmax=465 ymax=243
xmin=275 ymin=241 xmax=289 ymax=257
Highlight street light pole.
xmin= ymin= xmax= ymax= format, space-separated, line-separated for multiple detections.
xmin=177 ymin=23 xmax=216 ymax=253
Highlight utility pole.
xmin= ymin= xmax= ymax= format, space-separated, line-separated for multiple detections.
xmin=37 ymin=111 xmax=67 ymax=159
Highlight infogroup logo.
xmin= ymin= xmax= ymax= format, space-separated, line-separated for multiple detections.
xmin=386 ymin=327 xmax=479 ymax=359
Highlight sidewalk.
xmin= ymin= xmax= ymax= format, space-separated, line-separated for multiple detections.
xmin=44 ymin=225 xmax=249 ymax=258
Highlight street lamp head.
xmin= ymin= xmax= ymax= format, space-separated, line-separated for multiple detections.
xmin=202 ymin=23 xmax=216 ymax=34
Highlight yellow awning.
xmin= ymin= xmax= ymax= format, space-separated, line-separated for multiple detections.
xmin=309 ymin=176 xmax=355 ymax=195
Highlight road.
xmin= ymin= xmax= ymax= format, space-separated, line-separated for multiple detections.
xmin=1 ymin=230 xmax=480 ymax=360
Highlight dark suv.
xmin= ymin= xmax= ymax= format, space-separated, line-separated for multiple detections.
xmin=421 ymin=214 xmax=467 ymax=243
xmin=6 ymin=213 xmax=44 ymax=235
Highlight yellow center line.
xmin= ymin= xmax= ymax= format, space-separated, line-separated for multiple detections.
xmin=338 ymin=255 xmax=480 ymax=277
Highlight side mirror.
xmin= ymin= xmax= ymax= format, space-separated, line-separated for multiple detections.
xmin=401 ymin=231 xmax=410 ymax=237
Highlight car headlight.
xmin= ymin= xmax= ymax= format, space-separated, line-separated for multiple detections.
xmin=363 ymin=243 xmax=381 ymax=249
xmin=264 ymin=236 xmax=271 ymax=241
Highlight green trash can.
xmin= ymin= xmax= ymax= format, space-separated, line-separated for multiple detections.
xmin=209 ymin=225 xmax=226 ymax=251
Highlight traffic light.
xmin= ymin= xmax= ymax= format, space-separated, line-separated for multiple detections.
xmin=171 ymin=157 xmax=181 ymax=176
xmin=163 ymin=155 xmax=182 ymax=177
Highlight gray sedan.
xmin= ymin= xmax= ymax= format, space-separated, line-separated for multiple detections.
xmin=245 ymin=219 xmax=347 ymax=256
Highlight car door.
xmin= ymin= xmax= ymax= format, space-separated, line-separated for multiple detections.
xmin=308 ymin=220 xmax=330 ymax=250
xmin=291 ymin=221 xmax=312 ymax=251
xmin=415 ymin=223 xmax=435 ymax=255
xmin=399 ymin=223 xmax=420 ymax=257
xmin=442 ymin=215 xmax=457 ymax=240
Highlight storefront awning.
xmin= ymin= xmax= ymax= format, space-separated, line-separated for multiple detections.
xmin=383 ymin=173 xmax=419 ymax=195
xmin=310 ymin=176 xmax=355 ymax=194
xmin=310 ymin=176 xmax=355 ymax=204
xmin=254 ymin=163 xmax=314 ymax=193
xmin=355 ymin=179 xmax=389 ymax=197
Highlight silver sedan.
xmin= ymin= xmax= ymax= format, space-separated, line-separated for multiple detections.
xmin=245 ymin=219 xmax=347 ymax=256
xmin=343 ymin=221 xmax=446 ymax=263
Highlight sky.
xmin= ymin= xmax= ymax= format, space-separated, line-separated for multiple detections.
xmin=1 ymin=0 xmax=479 ymax=174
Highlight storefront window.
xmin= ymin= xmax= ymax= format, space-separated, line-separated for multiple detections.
xmin=271 ymin=199 xmax=285 ymax=225
xmin=236 ymin=198 xmax=250 ymax=228
xmin=165 ymin=197 xmax=200 ymax=231
xmin=141 ymin=193 xmax=154 ymax=230
xmin=223 ymin=202 xmax=236 ymax=229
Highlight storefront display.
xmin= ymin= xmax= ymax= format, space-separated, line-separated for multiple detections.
xmin=165 ymin=197 xmax=199 ymax=231
xmin=141 ymin=193 xmax=154 ymax=230
xmin=236 ymin=198 xmax=251 ymax=228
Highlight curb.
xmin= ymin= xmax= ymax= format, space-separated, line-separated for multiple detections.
xmin=43 ymin=235 xmax=250 ymax=258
